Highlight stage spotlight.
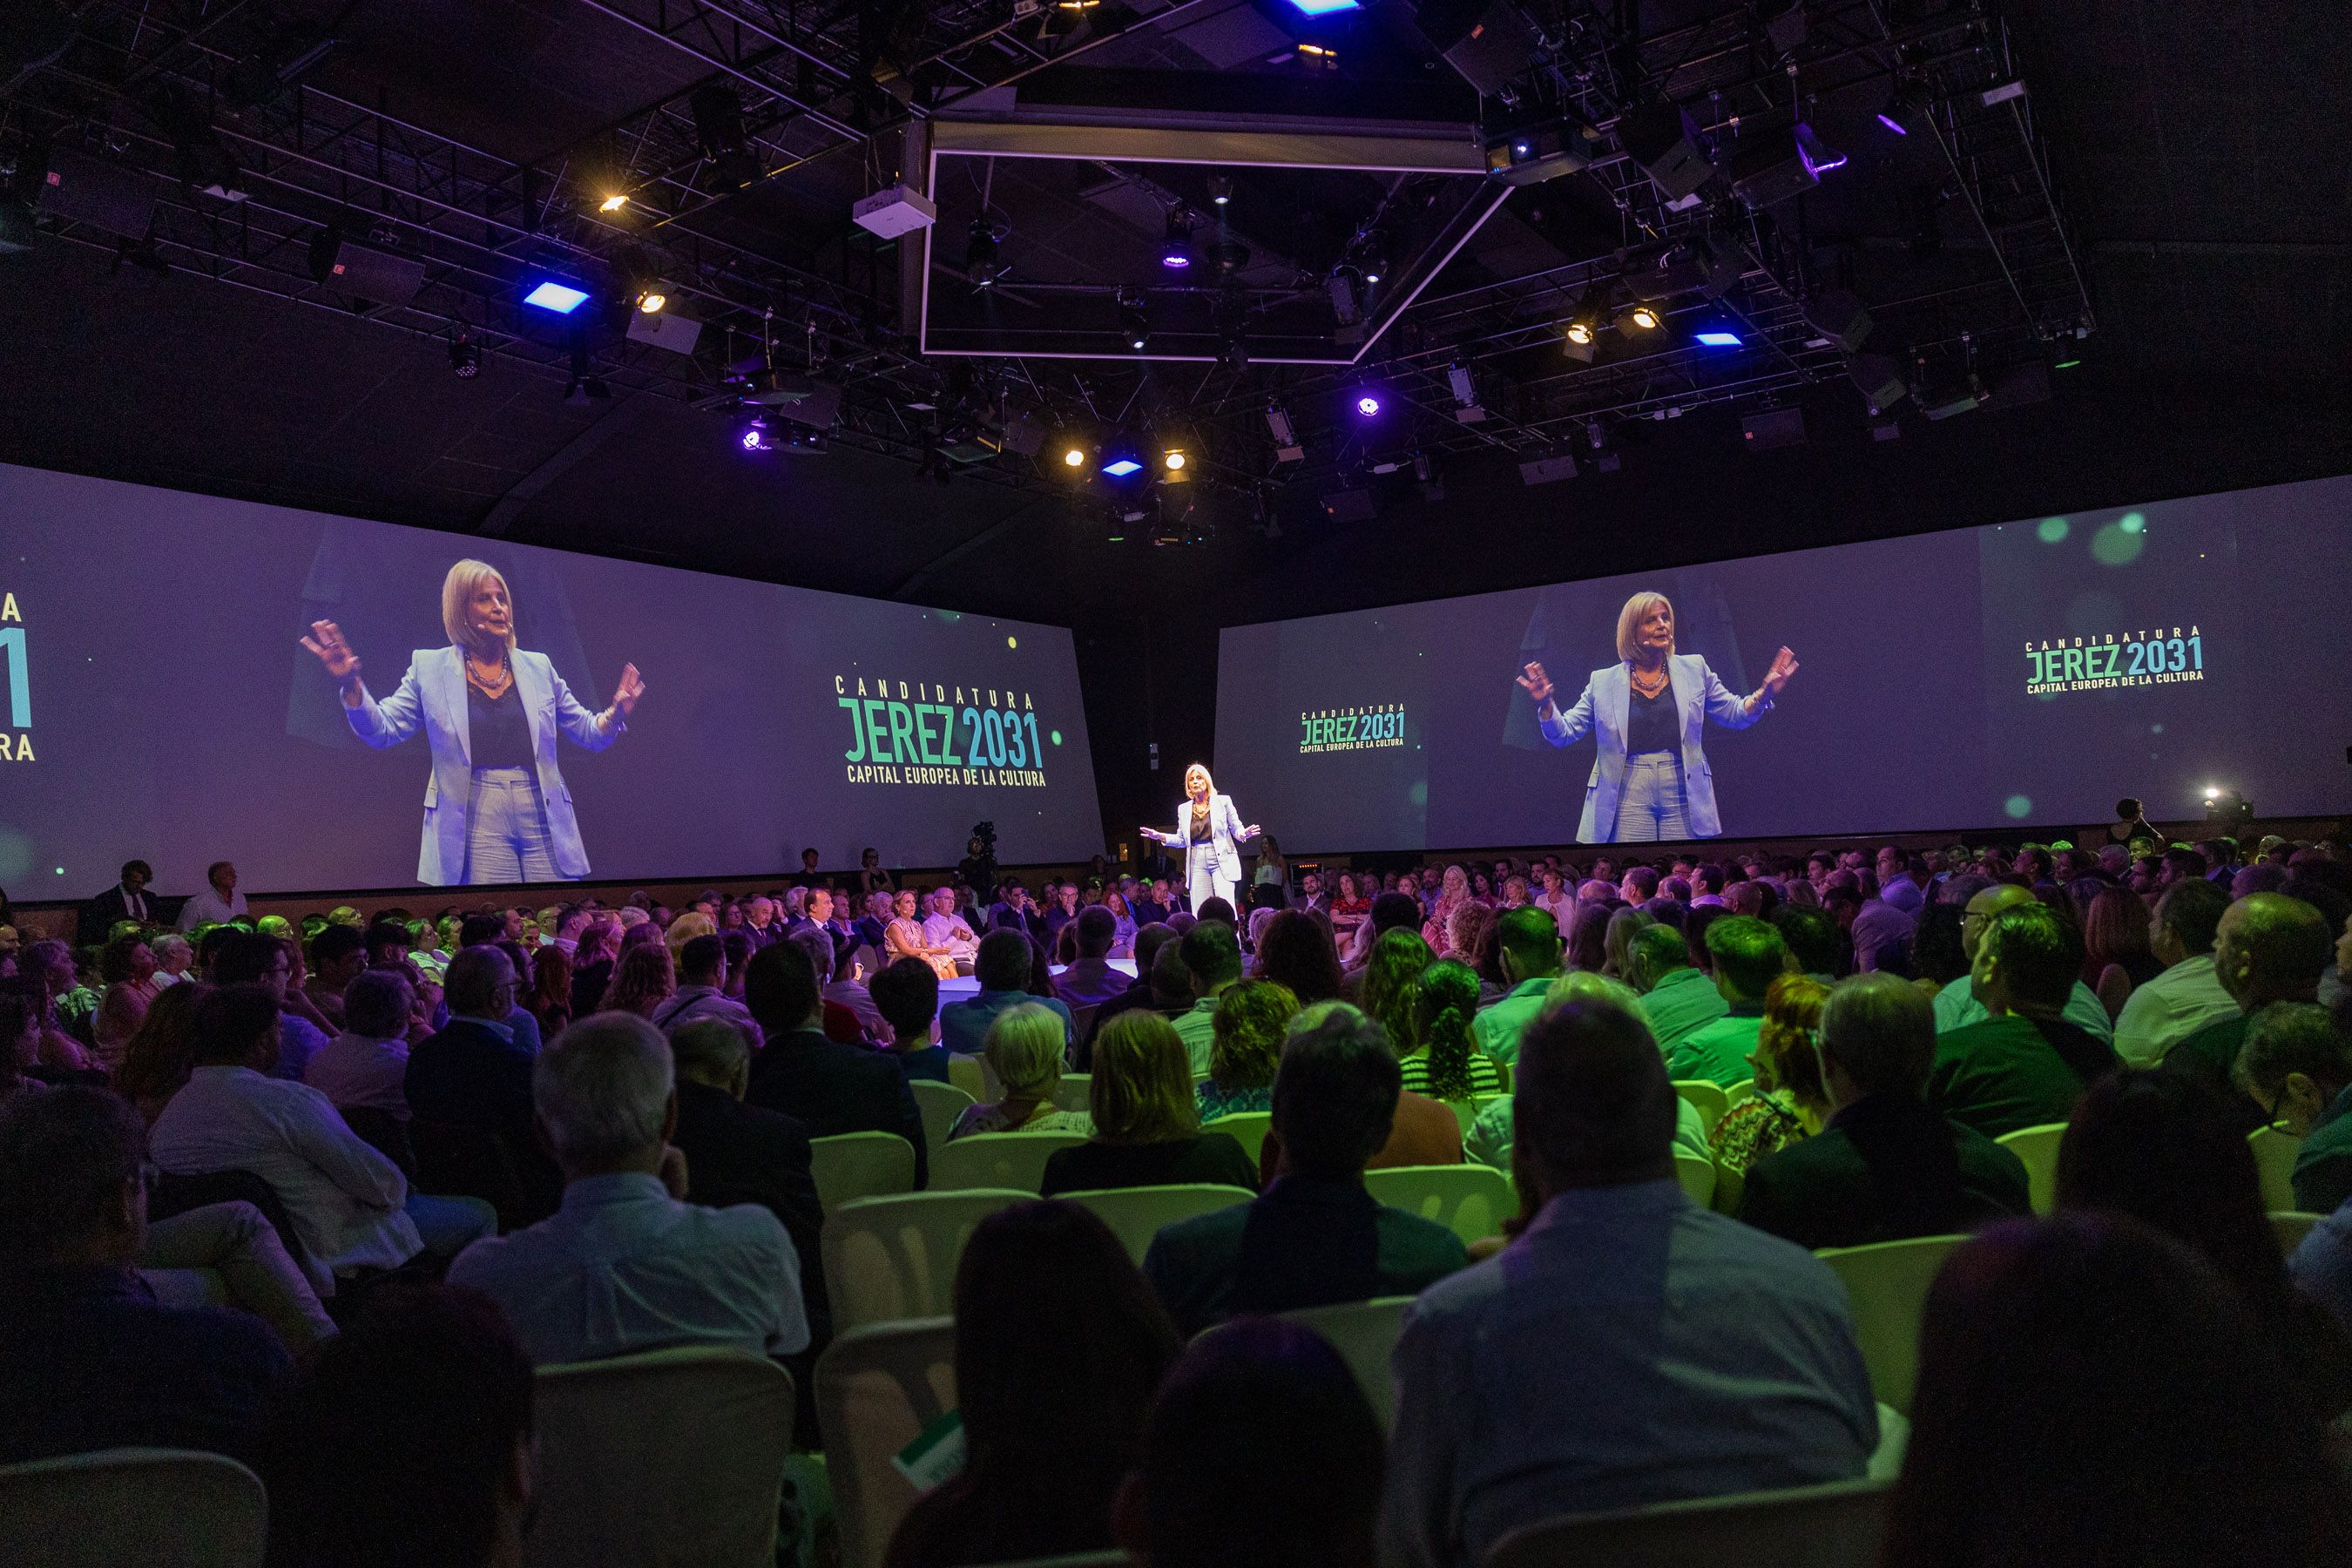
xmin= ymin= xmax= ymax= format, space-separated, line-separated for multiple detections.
xmin=1159 ymin=210 xmax=1193 ymax=270
xmin=1063 ymin=445 xmax=1087 ymax=469
xmin=449 ymin=334 xmax=480 ymax=378
xmin=1565 ymin=282 xmax=1611 ymax=347
xmin=1118 ymin=292 xmax=1150 ymax=350
xmin=599 ymin=193 xmax=630 ymax=213
xmin=636 ymin=287 xmax=666 ymax=314
xmin=1353 ymin=392 xmax=1382 ymax=418
xmin=1623 ymin=300 xmax=1662 ymax=330
xmin=1163 ymin=450 xmax=1186 ymax=471
xmin=1207 ymin=175 xmax=1233 ymax=207
xmin=524 ymin=274 xmax=592 ymax=314
xmin=1693 ymin=328 xmax=1744 ymax=347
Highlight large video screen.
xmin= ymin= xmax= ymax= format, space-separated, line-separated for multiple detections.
xmin=1214 ymin=476 xmax=2352 ymax=849
xmin=0 ymin=463 xmax=1103 ymax=892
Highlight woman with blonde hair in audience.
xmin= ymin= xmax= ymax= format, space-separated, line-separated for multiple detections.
xmin=1040 ymin=1012 xmax=1258 ymax=1195
xmin=596 ymin=942 xmax=674 ymax=1019
xmin=1103 ymin=888 xmax=1139 ymax=958
xmin=662 ymin=909 xmax=715 ymax=969
xmin=1359 ymin=928 xmax=1435 ymax=1063
xmin=1196 ymin=979 xmax=1296 ymax=1122
xmin=950 ymin=1003 xmax=1093 ymax=1139
xmin=1708 ymin=973 xmax=1831 ymax=1175
xmin=882 ymin=886 xmax=958 ymax=980
xmin=91 ymin=934 xmax=162 ymax=1069
xmin=1401 ymin=960 xmax=1508 ymax=1102
xmin=1421 ymin=864 xmax=1475 ymax=956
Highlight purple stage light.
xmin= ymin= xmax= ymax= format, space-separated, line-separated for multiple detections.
xmin=1355 ymin=394 xmax=1382 ymax=417
xmin=1876 ymin=112 xmax=1909 ymax=135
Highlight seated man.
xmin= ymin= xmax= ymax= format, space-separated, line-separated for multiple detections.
xmin=406 ymin=946 xmax=563 ymax=1224
xmin=742 ymin=942 xmax=927 ymax=1188
xmin=2164 ymin=893 xmax=2332 ymax=1100
xmin=1930 ymin=903 xmax=2119 ymax=1139
xmin=1931 ymin=882 xmax=2114 ymax=1043
xmin=1143 ymin=1007 xmax=1466 ymax=1335
xmin=1385 ymin=997 xmax=1875 ymax=1568
xmin=211 ymin=929 xmax=331 ymax=1082
xmin=940 ymin=929 xmax=1073 ymax=1058
xmin=1470 ymin=906 xmax=1563 ymax=1068
xmin=2114 ymin=879 xmax=2236 ymax=1067
xmin=306 ymin=967 xmax=416 ymax=1123
xmin=302 ymin=924 xmax=368 ymax=1033
xmin=1171 ymin=920 xmax=1246 ymax=1076
xmin=0 ymin=1087 xmax=289 ymax=1464
xmin=1741 ymin=974 xmax=2031 ymax=1249
xmin=919 ymin=886 xmax=982 ymax=977
xmin=649 ymin=934 xmax=763 ymax=1051
xmin=2232 ymin=1000 xmax=2352 ymax=1216
xmin=1625 ymin=922 xmax=1731 ymax=1061
xmin=1665 ymin=916 xmax=1788 ymax=1087
xmin=449 ymin=1013 xmax=810 ymax=1366
xmin=1055 ymin=906 xmax=1134 ymax=1014
xmin=869 ymin=956 xmax=953 ymax=1084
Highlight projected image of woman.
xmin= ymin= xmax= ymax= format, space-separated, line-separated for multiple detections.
xmin=1515 ymin=591 xmax=1796 ymax=844
xmin=1140 ymin=764 xmax=1260 ymax=914
xmin=301 ymin=559 xmax=645 ymax=886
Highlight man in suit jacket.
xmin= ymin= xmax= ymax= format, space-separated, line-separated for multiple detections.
xmin=404 ymin=946 xmax=561 ymax=1221
xmin=79 ymin=860 xmax=159 ymax=944
xmin=1741 ymin=974 xmax=2030 ymax=1251
xmin=740 ymin=942 xmax=926 ymax=1188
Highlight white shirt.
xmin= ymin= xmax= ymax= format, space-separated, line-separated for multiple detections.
xmin=921 ymin=910 xmax=979 ymax=957
xmin=150 ymin=1064 xmax=418 ymax=1294
xmin=2112 ymin=953 xmax=2240 ymax=1068
xmin=177 ymin=885 xmax=248 ymax=929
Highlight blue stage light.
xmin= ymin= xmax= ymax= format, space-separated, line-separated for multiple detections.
xmin=1283 ymin=0 xmax=1360 ymax=14
xmin=1354 ymin=393 xmax=1382 ymax=417
xmin=1101 ymin=457 xmax=1143 ymax=476
xmin=1694 ymin=330 xmax=1744 ymax=347
xmin=524 ymin=278 xmax=591 ymax=314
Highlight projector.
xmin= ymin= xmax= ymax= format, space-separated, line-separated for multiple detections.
xmin=1484 ymin=120 xmax=1593 ymax=187
xmin=852 ymin=185 xmax=937 ymax=240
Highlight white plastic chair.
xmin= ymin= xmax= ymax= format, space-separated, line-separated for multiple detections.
xmin=1725 ymin=1078 xmax=1759 ymax=1110
xmin=1672 ymin=1150 xmax=1716 ymax=1206
xmin=1994 ymin=1121 xmax=2069 ymax=1215
xmin=1363 ymin=1163 xmax=1517 ymax=1246
xmin=1485 ymin=1477 xmax=1893 ymax=1568
xmin=909 ymin=1080 xmax=977 ymax=1152
xmin=2248 ymin=1125 xmax=2305 ymax=1214
xmin=2272 ymin=1211 xmax=2323 ymax=1254
xmin=1201 ymin=1111 xmax=1272 ymax=1168
xmin=822 ymin=1188 xmax=1031 ymax=1331
xmin=527 ymin=1347 xmax=795 ymax=1568
xmin=1273 ymin=1295 xmax=1413 ymax=1429
xmin=1052 ymin=1073 xmax=1093 ymax=1113
xmin=815 ymin=1317 xmax=958 ymax=1568
xmin=928 ymin=1131 xmax=1089 ymax=1193
xmin=0 ymin=1447 xmax=266 ymax=1568
xmin=1815 ymin=1233 xmax=1970 ymax=1415
xmin=1672 ymin=1079 xmax=1731 ymax=1135
xmin=809 ymin=1131 xmax=919 ymax=1213
xmin=1060 ymin=1183 xmax=1254 ymax=1263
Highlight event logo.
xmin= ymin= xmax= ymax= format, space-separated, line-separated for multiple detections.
xmin=0 ymin=589 xmax=29 ymax=763
xmin=1298 ymin=702 xmax=1408 ymax=754
xmin=2024 ymin=625 xmax=2204 ymax=696
xmin=833 ymin=676 xmax=1052 ymax=788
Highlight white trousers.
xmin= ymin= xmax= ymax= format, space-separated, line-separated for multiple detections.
xmin=1187 ymin=858 xmax=1238 ymax=913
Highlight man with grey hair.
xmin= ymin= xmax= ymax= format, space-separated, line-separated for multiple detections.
xmin=1385 ymin=998 xmax=1875 ymax=1568
xmin=306 ymin=968 xmax=417 ymax=1121
xmin=151 ymin=933 xmax=197 ymax=987
xmin=448 ymin=1012 xmax=808 ymax=1367
xmin=405 ymin=945 xmax=560 ymax=1224
xmin=1740 ymin=975 xmax=2029 ymax=1250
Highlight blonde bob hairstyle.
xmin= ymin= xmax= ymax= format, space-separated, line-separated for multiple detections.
xmin=443 ymin=558 xmax=516 ymax=650
xmin=1089 ymin=1010 xmax=1201 ymax=1146
xmin=1183 ymin=763 xmax=1214 ymax=799
xmin=981 ymin=1002 xmax=1067 ymax=1097
xmin=1613 ymin=591 xmax=1674 ymax=664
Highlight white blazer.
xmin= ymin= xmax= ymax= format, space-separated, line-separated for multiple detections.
xmin=344 ymin=645 xmax=618 ymax=884
xmin=1160 ymin=793 xmax=1254 ymax=880
xmin=1537 ymin=653 xmax=1768 ymax=842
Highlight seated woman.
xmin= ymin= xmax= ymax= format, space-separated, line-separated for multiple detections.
xmin=91 ymin=935 xmax=161 ymax=1071
xmin=1040 ymin=1012 xmax=1258 ymax=1196
xmin=1397 ymin=961 xmax=1508 ymax=1102
xmin=1708 ymin=973 xmax=1831 ymax=1176
xmin=1328 ymin=872 xmax=1372 ymax=952
xmin=596 ymin=943 xmax=674 ymax=1020
xmin=882 ymin=888 xmax=958 ymax=982
xmin=885 ymin=1202 xmax=1181 ymax=1568
xmin=1196 ymin=980 xmax=1296 ymax=1122
xmin=1102 ymin=889 xmax=1139 ymax=959
xmin=950 ymin=1004 xmax=1092 ymax=1139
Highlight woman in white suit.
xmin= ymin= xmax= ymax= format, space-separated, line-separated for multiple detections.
xmin=1140 ymin=764 xmax=1261 ymax=913
xmin=1515 ymin=591 xmax=1797 ymax=844
xmin=301 ymin=559 xmax=645 ymax=886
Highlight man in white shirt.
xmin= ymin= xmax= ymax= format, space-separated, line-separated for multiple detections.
xmin=2113 ymin=878 xmax=2238 ymax=1068
xmin=305 ymin=969 xmax=416 ymax=1120
xmin=919 ymin=886 xmax=980 ymax=974
xmin=177 ymin=862 xmax=250 ymax=929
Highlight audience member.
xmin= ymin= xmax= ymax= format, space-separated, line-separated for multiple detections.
xmin=305 ymin=967 xmax=416 ymax=1123
xmin=1357 ymin=927 xmax=1436 ymax=1071
xmin=867 ymin=956 xmax=950 ymax=1083
xmin=941 ymin=929 xmax=1073 ymax=1057
xmin=1932 ymin=882 xmax=2115 ymax=1042
xmin=1467 ymin=976 xmax=1713 ymax=1171
xmin=301 ymin=923 xmax=368 ymax=1033
xmin=1195 ymin=978 xmax=1294 ymax=1121
xmin=1264 ymin=1001 xmax=1468 ymax=1176
xmin=598 ymin=940 xmax=677 ymax=1019
xmin=885 ymin=1202 xmax=1180 ymax=1568
xmin=2232 ymin=1000 xmax=2352 ymax=1215
xmin=177 ymin=860 xmax=249 ymax=929
xmin=647 ymin=933 xmax=762 ymax=1049
xmin=2111 ymin=877 xmax=2234 ymax=1065
xmin=951 ymin=1003 xmax=1092 ymax=1139
xmin=1707 ymin=973 xmax=1830 ymax=1175
xmin=1385 ymin=998 xmax=1876 ymax=1568
xmin=1471 ymin=906 xmax=1563 ymax=1065
xmin=1666 ymin=916 xmax=1789 ymax=1086
xmin=1339 ymin=891 xmax=1426 ymax=987
xmin=2164 ymin=891 xmax=2331 ymax=1095
xmin=1057 ymin=906 xmax=1133 ymax=1013
xmin=1741 ymin=975 xmax=2030 ymax=1247
xmin=1040 ymin=1012 xmax=1258 ymax=1196
xmin=1402 ymin=960 xmax=1507 ymax=1101
xmin=742 ymin=941 xmax=927 ymax=1186
xmin=210 ymin=929 xmax=331 ymax=1081
xmin=1145 ymin=1006 xmax=1464 ymax=1335
xmin=1623 ymin=920 xmax=1731 ymax=1059
xmin=1251 ymin=908 xmax=1345 ymax=1004
xmin=449 ymin=1012 xmax=808 ymax=1365
xmin=406 ymin=945 xmax=562 ymax=1224
xmin=1930 ymin=903 xmax=2118 ymax=1137
xmin=1169 ymin=919 xmax=1247 ymax=1074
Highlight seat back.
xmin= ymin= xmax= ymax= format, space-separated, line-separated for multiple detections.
xmin=823 ymin=1189 xmax=1029 ymax=1331
xmin=411 ymin=1117 xmax=553 ymax=1232
xmin=815 ymin=1318 xmax=958 ymax=1568
xmin=1484 ymin=1477 xmax=1893 ymax=1568
xmin=1815 ymin=1233 xmax=1969 ymax=1415
xmin=1672 ymin=1079 xmax=1731 ymax=1135
xmin=2248 ymin=1126 xmax=2305 ymax=1214
xmin=1052 ymin=1073 xmax=1092 ymax=1114
xmin=1268 ymin=1296 xmax=1413 ymax=1429
xmin=809 ymin=1132 xmax=919 ymax=1213
xmin=1200 ymin=1111 xmax=1272 ymax=1168
xmin=946 ymin=1053 xmax=986 ymax=1100
xmin=1725 ymin=1078 xmax=1759 ymax=1109
xmin=1994 ymin=1121 xmax=2069 ymax=1215
xmin=1672 ymin=1151 xmax=1717 ymax=1206
xmin=1711 ymin=1153 xmax=1746 ymax=1217
xmin=909 ymin=1080 xmax=977 ymax=1152
xmin=1443 ymin=1093 xmax=1508 ymax=1137
xmin=0 ymin=1447 xmax=267 ymax=1568
xmin=1362 ymin=1164 xmax=1517 ymax=1246
xmin=929 ymin=1131 xmax=1089 ymax=1193
xmin=527 ymin=1347 xmax=794 ymax=1568
xmin=338 ymin=1105 xmax=417 ymax=1179
xmin=2272 ymin=1211 xmax=2322 ymax=1254
xmin=1059 ymin=1184 xmax=1254 ymax=1263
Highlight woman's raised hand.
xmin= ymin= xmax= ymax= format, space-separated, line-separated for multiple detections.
xmin=611 ymin=662 xmax=646 ymax=717
xmin=1515 ymin=660 xmax=1553 ymax=706
xmin=301 ymin=620 xmax=361 ymax=682
xmin=1761 ymin=645 xmax=1800 ymax=698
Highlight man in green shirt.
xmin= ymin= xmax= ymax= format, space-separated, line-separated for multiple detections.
xmin=1171 ymin=919 xmax=1245 ymax=1077
xmin=1930 ymin=903 xmax=2119 ymax=1139
xmin=1664 ymin=917 xmax=1786 ymax=1088
xmin=1627 ymin=923 xmax=1730 ymax=1061
xmin=1472 ymin=907 xmax=1563 ymax=1067
xmin=2163 ymin=893 xmax=2332 ymax=1103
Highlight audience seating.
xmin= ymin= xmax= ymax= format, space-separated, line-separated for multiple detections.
xmin=946 ymin=1053 xmax=986 ymax=1101
xmin=909 ymin=1080 xmax=977 ymax=1152
xmin=2247 ymin=1126 xmax=2303 ymax=1214
xmin=821 ymin=1189 xmax=1031 ymax=1332
xmin=0 ymin=1447 xmax=267 ymax=1568
xmin=928 ymin=1131 xmax=1089 ymax=1193
xmin=1724 ymin=1078 xmax=1758 ymax=1110
xmin=1994 ymin=1121 xmax=2069 ymax=1216
xmin=1059 ymin=1183 xmax=1254 ymax=1263
xmin=1673 ymin=1151 xmax=1717 ymax=1206
xmin=2273 ymin=1212 xmax=2322 ymax=1254
xmin=1815 ymin=1234 xmax=1969 ymax=1416
xmin=809 ymin=1132 xmax=919 ymax=1213
xmin=338 ymin=1104 xmax=417 ymax=1179
xmin=1363 ymin=1164 xmax=1516 ymax=1246
xmin=1444 ymin=1092 xmax=1508 ymax=1137
xmin=1710 ymin=1153 xmax=1746 ymax=1218
xmin=1672 ymin=1080 xmax=1730 ymax=1135
xmin=1051 ymin=1073 xmax=1092 ymax=1114
xmin=526 ymin=1347 xmax=795 ymax=1568
xmin=1484 ymin=1476 xmax=1893 ymax=1568
xmin=1269 ymin=1295 xmax=1413 ymax=1430
xmin=1200 ymin=1111 xmax=1272 ymax=1168
xmin=814 ymin=1316 xmax=957 ymax=1568
xmin=410 ymin=1118 xmax=546 ymax=1233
